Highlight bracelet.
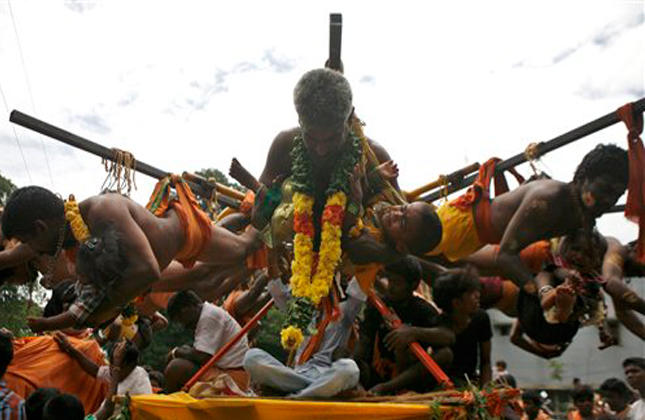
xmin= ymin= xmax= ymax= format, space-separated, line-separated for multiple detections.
xmin=171 ymin=348 xmax=177 ymax=359
xmin=346 ymin=201 xmax=360 ymax=217
xmin=539 ymin=285 xmax=554 ymax=297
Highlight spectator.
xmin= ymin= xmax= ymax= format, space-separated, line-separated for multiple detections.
xmin=623 ymin=357 xmax=645 ymax=419
xmin=0 ymin=329 xmax=25 ymax=420
xmin=522 ymin=389 xmax=552 ymax=420
xmin=568 ymin=385 xmax=598 ymax=420
xmin=494 ymin=360 xmax=510 ymax=380
xmin=434 ymin=268 xmax=492 ymax=386
xmin=54 ymin=333 xmax=152 ymax=402
xmin=25 ymin=388 xmax=60 ymax=420
xmin=354 ymin=259 xmax=452 ymax=395
xmin=165 ymin=290 xmax=249 ymax=393
xmin=42 ymin=393 xmax=84 ymax=420
xmin=598 ymin=378 xmax=634 ymax=419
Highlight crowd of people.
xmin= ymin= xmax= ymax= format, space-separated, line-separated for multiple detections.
xmin=0 ymin=66 xmax=644 ymax=420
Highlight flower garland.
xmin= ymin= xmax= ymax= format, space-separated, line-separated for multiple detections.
xmin=64 ymin=195 xmax=90 ymax=243
xmin=280 ymin=131 xmax=362 ymax=350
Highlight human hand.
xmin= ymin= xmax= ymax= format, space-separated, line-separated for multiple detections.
xmin=53 ymin=332 xmax=73 ymax=353
xmin=376 ymin=160 xmax=399 ymax=181
xmin=112 ymin=340 xmax=127 ymax=367
xmin=384 ymin=325 xmax=417 ymax=352
xmin=27 ymin=317 xmax=47 ymax=333
xmin=368 ymin=383 xmax=388 ymax=396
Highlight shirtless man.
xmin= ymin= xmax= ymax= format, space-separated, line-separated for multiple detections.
xmin=349 ymin=144 xmax=629 ymax=294
xmin=256 ymin=68 xmax=399 ymax=232
xmin=1 ymin=186 xmax=260 ymax=329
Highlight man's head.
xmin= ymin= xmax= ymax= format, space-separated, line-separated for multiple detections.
xmin=42 ymin=393 xmax=84 ymax=420
xmin=1 ymin=186 xmax=65 ymax=255
xmin=108 ymin=339 xmax=140 ymax=380
xmin=496 ymin=360 xmax=507 ymax=372
xmin=559 ymin=228 xmax=606 ymax=272
xmin=623 ymin=357 xmax=645 ymax=394
xmin=167 ymin=290 xmax=204 ymax=331
xmin=522 ymin=390 xmax=543 ymax=419
xmin=572 ymin=385 xmax=595 ymax=417
xmin=383 ymin=257 xmax=423 ymax=302
xmin=432 ymin=268 xmax=481 ymax=316
xmin=294 ymin=68 xmax=353 ymax=161
xmin=25 ymin=388 xmax=61 ymax=420
xmin=0 ymin=329 xmax=13 ymax=378
xmin=573 ymin=144 xmax=628 ymax=218
xmin=598 ymin=378 xmax=633 ymax=413
xmin=379 ymin=202 xmax=442 ymax=255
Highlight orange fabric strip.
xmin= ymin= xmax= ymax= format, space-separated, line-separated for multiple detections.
xmin=617 ymin=103 xmax=645 ymax=263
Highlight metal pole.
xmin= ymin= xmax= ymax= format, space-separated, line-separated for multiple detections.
xmin=329 ymin=14 xmax=342 ymax=71
xmin=9 ymin=110 xmax=240 ymax=208
xmin=420 ymin=98 xmax=645 ymax=202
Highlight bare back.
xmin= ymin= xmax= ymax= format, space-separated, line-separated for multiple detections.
xmin=489 ymin=179 xmax=578 ymax=250
xmin=81 ymin=193 xmax=184 ymax=272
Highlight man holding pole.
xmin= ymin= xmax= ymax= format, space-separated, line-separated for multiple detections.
xmin=164 ymin=290 xmax=250 ymax=393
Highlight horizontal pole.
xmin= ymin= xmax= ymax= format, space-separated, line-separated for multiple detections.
xmin=9 ymin=110 xmax=240 ymax=209
xmin=421 ymin=98 xmax=645 ymax=202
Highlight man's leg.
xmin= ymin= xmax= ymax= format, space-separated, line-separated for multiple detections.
xmin=292 ymin=359 xmax=360 ymax=398
xmin=243 ymin=348 xmax=312 ymax=393
xmin=164 ymin=358 xmax=200 ymax=393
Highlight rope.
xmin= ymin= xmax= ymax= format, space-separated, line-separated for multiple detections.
xmin=523 ymin=142 xmax=542 ymax=177
xmin=101 ymin=149 xmax=137 ymax=195
xmin=438 ymin=174 xmax=449 ymax=203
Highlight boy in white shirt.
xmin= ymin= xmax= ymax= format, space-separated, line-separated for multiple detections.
xmin=164 ymin=290 xmax=250 ymax=393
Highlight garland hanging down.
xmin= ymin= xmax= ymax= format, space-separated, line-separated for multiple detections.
xmin=280 ymin=131 xmax=362 ymax=350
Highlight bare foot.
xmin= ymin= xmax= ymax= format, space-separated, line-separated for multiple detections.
xmin=229 ymin=158 xmax=261 ymax=192
xmin=554 ymin=284 xmax=576 ymax=322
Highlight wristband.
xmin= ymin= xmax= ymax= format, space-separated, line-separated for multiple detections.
xmin=539 ymin=285 xmax=554 ymax=297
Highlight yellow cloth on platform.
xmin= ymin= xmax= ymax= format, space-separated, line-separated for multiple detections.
xmin=426 ymin=202 xmax=484 ymax=262
xmin=129 ymin=393 xmax=464 ymax=420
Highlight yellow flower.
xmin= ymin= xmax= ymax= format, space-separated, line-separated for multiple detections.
xmin=64 ymin=195 xmax=90 ymax=243
xmin=280 ymin=325 xmax=304 ymax=350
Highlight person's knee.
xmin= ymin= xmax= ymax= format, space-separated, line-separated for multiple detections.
xmin=164 ymin=358 xmax=198 ymax=392
xmin=334 ymin=359 xmax=360 ymax=385
xmin=243 ymin=348 xmax=267 ymax=371
xmin=433 ymin=347 xmax=454 ymax=369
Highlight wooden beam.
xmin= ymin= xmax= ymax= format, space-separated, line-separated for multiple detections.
xmin=420 ymin=98 xmax=645 ymax=202
xmin=328 ymin=13 xmax=342 ymax=71
xmin=9 ymin=110 xmax=240 ymax=208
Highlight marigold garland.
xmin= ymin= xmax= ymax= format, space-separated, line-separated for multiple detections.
xmin=280 ymin=132 xmax=362 ymax=350
xmin=64 ymin=195 xmax=90 ymax=243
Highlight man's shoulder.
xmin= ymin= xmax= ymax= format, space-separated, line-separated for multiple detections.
xmin=272 ymin=128 xmax=299 ymax=149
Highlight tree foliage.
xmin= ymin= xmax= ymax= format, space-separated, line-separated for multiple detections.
xmin=195 ymin=168 xmax=245 ymax=192
xmin=0 ymin=171 xmax=16 ymax=206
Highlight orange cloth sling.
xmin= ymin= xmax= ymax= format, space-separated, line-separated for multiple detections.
xmin=146 ymin=175 xmax=213 ymax=268
xmin=618 ymin=102 xmax=645 ymax=263
xmin=5 ymin=336 xmax=107 ymax=413
xmin=452 ymin=158 xmax=525 ymax=245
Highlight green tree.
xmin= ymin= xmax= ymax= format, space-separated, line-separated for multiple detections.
xmin=0 ymin=171 xmax=46 ymax=337
xmin=0 ymin=171 xmax=16 ymax=205
xmin=195 ymin=168 xmax=245 ymax=192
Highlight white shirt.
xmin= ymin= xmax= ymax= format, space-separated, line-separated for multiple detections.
xmin=194 ymin=302 xmax=248 ymax=369
xmin=97 ymin=365 xmax=153 ymax=396
xmin=630 ymin=399 xmax=644 ymax=420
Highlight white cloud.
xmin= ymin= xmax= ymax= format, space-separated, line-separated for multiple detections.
xmin=0 ymin=0 xmax=642 ymax=242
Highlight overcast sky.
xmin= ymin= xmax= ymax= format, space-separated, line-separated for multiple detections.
xmin=0 ymin=0 xmax=643 ymax=242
